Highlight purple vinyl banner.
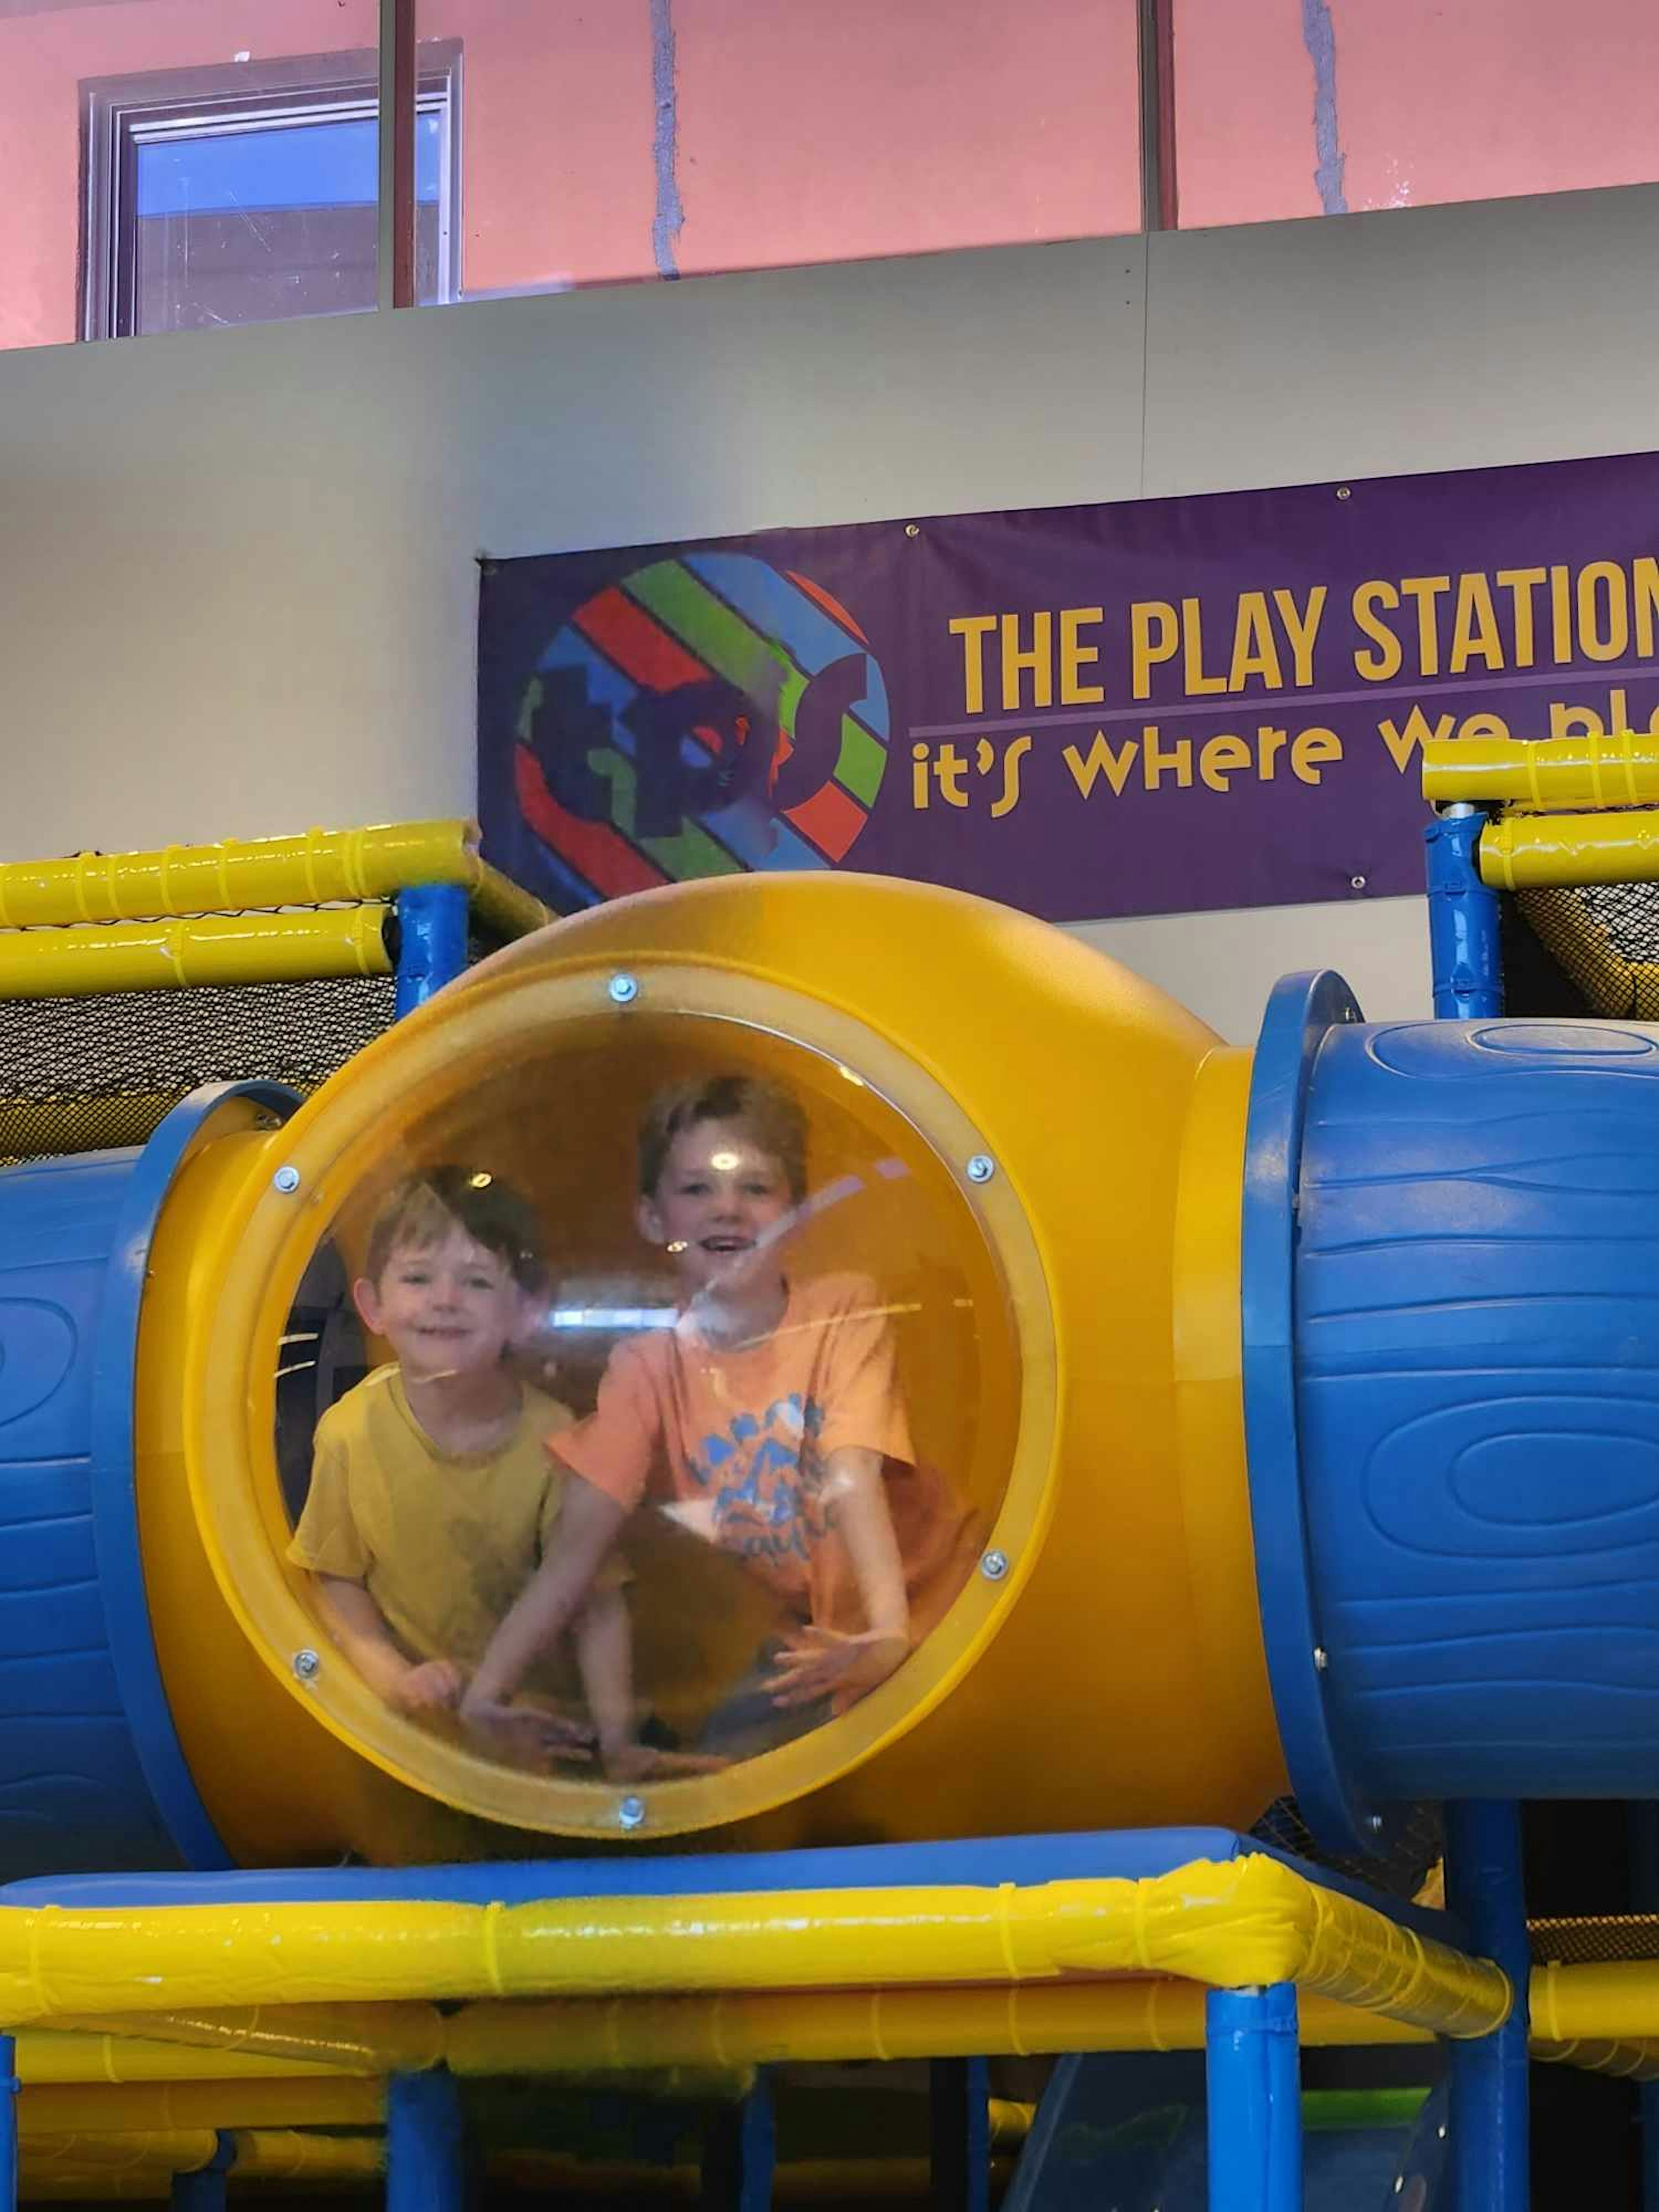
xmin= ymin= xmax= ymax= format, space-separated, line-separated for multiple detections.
xmin=477 ymin=450 xmax=1659 ymax=922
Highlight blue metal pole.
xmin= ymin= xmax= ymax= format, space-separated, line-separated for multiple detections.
xmin=0 ymin=2037 xmax=15 ymax=2212
xmin=170 ymin=2133 xmax=233 ymax=2212
xmin=394 ymin=882 xmax=470 ymax=1019
xmin=386 ymin=2070 xmax=465 ymax=2212
xmin=1205 ymin=1984 xmax=1301 ymax=2212
xmin=930 ymin=2056 xmax=992 ymax=2212
xmin=1424 ymin=804 xmax=1503 ymax=1019
xmin=1444 ymin=1800 xmax=1529 ymax=2212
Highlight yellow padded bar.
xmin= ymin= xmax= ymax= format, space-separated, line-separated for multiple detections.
xmin=1478 ymin=810 xmax=1659 ymax=890
xmin=0 ymin=908 xmax=391 ymax=998
xmin=0 ymin=1860 xmax=1511 ymax=2039
xmin=0 ymin=823 xmax=467 ymax=928
xmin=0 ymin=822 xmax=553 ymax=938
xmin=1423 ymin=731 xmax=1659 ymax=809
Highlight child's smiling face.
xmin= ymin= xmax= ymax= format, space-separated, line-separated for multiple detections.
xmin=354 ymin=1222 xmax=528 ymax=1384
xmin=638 ymin=1117 xmax=795 ymax=1297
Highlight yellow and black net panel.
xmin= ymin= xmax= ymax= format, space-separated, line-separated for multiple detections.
xmin=0 ymin=977 xmax=395 ymax=1165
xmin=1509 ymin=885 xmax=1659 ymax=1020
xmin=1529 ymin=1916 xmax=1659 ymax=1966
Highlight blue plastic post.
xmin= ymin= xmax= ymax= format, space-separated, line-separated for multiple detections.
xmin=170 ymin=2133 xmax=233 ymax=2212
xmin=1424 ymin=805 xmax=1503 ymax=1019
xmin=1205 ymin=1984 xmax=1301 ymax=2212
xmin=394 ymin=882 xmax=470 ymax=1019
xmin=1444 ymin=1800 xmax=1529 ymax=2212
xmin=930 ymin=2056 xmax=992 ymax=2212
xmin=699 ymin=2070 xmax=775 ymax=2212
xmin=0 ymin=2037 xmax=15 ymax=2212
xmin=386 ymin=2070 xmax=465 ymax=2212
xmin=1631 ymin=1804 xmax=1659 ymax=2212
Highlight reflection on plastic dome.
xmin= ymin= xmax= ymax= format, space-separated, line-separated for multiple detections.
xmin=274 ymin=1017 xmax=1019 ymax=1791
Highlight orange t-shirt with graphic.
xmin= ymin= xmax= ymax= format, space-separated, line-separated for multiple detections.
xmin=555 ymin=1272 xmax=978 ymax=1644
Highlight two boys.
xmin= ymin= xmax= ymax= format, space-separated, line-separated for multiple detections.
xmin=291 ymin=1078 xmax=973 ymax=1770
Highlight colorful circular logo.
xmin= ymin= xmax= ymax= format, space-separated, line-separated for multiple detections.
xmin=514 ymin=553 xmax=890 ymax=903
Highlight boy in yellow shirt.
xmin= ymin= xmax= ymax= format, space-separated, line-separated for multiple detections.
xmin=287 ymin=1166 xmax=629 ymax=1767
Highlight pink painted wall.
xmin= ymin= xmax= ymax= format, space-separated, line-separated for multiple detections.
xmin=418 ymin=0 xmax=1141 ymax=291
xmin=1176 ymin=0 xmax=1659 ymax=227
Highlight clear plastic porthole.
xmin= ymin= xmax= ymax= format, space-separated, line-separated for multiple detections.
xmin=254 ymin=992 xmax=1040 ymax=1834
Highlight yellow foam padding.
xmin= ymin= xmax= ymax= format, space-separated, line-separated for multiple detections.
xmin=18 ymin=2128 xmax=384 ymax=2196
xmin=0 ymin=1858 xmax=1510 ymax=2037
xmin=0 ymin=906 xmax=391 ymax=998
xmin=228 ymin=2129 xmax=385 ymax=2181
xmin=442 ymin=1981 xmax=1430 ymax=2070
xmin=18 ymin=2078 xmax=382 ymax=2134
xmin=1478 ymin=808 xmax=1659 ymax=889
xmin=52 ymin=2005 xmax=441 ymax=2075
xmin=1532 ymin=1958 xmax=1659 ymax=2044
xmin=17 ymin=2029 xmax=345 ymax=2083
xmin=1422 ymin=731 xmax=1659 ymax=810
xmin=470 ymin=860 xmax=556 ymax=940
xmin=1534 ymin=2036 xmax=1659 ymax=2081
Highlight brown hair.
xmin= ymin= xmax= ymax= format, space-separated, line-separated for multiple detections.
xmin=362 ymin=1167 xmax=546 ymax=1292
xmin=638 ymin=1074 xmax=808 ymax=1203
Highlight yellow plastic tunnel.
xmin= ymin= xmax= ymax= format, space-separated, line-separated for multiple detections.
xmin=7 ymin=868 xmax=1659 ymax=1870
xmin=0 ymin=875 xmax=1281 ymax=1866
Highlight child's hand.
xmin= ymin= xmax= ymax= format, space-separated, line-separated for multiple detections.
xmin=602 ymin=1741 xmax=731 ymax=1781
xmin=766 ymin=1627 xmax=909 ymax=1708
xmin=459 ymin=1693 xmax=596 ymax=1768
xmin=388 ymin=1658 xmax=466 ymax=1715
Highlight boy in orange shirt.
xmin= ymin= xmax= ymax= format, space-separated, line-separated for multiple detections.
xmin=463 ymin=1075 xmax=975 ymax=1758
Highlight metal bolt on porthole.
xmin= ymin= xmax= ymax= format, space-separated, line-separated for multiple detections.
xmin=1351 ymin=874 xmax=1367 ymax=891
xmin=272 ymin=1164 xmax=301 ymax=1194
xmin=905 ymin=523 xmax=921 ymax=538
xmin=1336 ymin=486 xmax=1352 ymax=500
xmin=979 ymin=1549 xmax=1010 ymax=1583
xmin=607 ymin=973 xmax=639 ymax=1005
xmin=1313 ymin=1646 xmax=1328 ymax=1672
xmin=292 ymin=1648 xmax=321 ymax=1682
xmin=618 ymin=1794 xmax=646 ymax=1831
xmin=966 ymin=1154 xmax=996 ymax=1185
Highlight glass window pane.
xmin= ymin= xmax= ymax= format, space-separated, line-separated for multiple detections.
xmin=414 ymin=0 xmax=1141 ymax=302
xmin=0 ymin=0 xmax=381 ymax=352
xmin=1175 ymin=0 xmax=1659 ymax=228
xmin=134 ymin=117 xmax=382 ymax=333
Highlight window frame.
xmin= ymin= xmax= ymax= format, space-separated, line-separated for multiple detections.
xmin=80 ymin=43 xmax=462 ymax=341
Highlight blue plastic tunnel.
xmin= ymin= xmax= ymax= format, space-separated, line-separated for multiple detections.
xmin=1244 ymin=973 xmax=1659 ymax=1852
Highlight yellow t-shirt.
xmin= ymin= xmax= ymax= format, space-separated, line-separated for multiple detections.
xmin=287 ymin=1367 xmax=620 ymax=1684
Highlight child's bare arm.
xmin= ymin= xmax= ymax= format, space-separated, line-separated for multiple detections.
xmin=461 ymin=1475 xmax=629 ymax=1730
xmin=768 ymin=1447 xmax=911 ymax=1708
xmin=572 ymin=1583 xmax=636 ymax=1771
xmin=311 ymin=1575 xmax=463 ymax=1714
